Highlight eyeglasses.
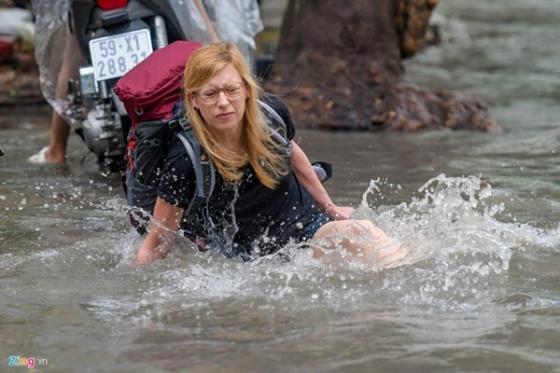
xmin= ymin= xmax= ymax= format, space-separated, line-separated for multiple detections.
xmin=197 ymin=81 xmax=245 ymax=104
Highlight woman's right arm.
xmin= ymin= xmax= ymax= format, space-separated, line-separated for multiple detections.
xmin=135 ymin=197 xmax=184 ymax=266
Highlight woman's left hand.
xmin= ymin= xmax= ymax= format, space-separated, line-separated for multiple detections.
xmin=326 ymin=205 xmax=354 ymax=220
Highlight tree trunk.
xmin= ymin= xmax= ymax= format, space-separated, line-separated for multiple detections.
xmin=265 ymin=0 xmax=500 ymax=132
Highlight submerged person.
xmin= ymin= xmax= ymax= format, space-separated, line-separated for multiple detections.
xmin=135 ymin=42 xmax=406 ymax=267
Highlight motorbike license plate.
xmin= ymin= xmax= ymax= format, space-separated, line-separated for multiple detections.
xmin=89 ymin=29 xmax=153 ymax=81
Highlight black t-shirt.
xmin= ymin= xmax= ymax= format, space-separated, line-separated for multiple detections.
xmin=157 ymin=95 xmax=325 ymax=256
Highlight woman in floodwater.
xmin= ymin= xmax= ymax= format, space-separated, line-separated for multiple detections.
xmin=136 ymin=42 xmax=405 ymax=267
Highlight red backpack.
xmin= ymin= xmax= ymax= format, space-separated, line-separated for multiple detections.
xmin=114 ymin=40 xmax=202 ymax=171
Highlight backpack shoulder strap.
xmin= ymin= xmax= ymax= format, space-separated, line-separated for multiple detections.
xmin=258 ymin=99 xmax=291 ymax=149
xmin=175 ymin=124 xmax=215 ymax=216
xmin=259 ymin=97 xmax=332 ymax=183
xmin=259 ymin=99 xmax=286 ymax=130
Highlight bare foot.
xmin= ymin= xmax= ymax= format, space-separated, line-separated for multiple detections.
xmin=45 ymin=147 xmax=66 ymax=163
xmin=28 ymin=146 xmax=65 ymax=164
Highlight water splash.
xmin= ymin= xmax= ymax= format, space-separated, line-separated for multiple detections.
xmin=358 ymin=174 xmax=514 ymax=265
xmin=353 ymin=174 xmax=559 ymax=310
xmin=100 ymin=174 xmax=560 ymax=316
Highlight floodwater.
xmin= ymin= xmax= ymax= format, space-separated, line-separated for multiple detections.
xmin=1 ymin=0 xmax=560 ymax=371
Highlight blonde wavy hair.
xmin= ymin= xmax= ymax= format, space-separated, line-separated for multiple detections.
xmin=183 ymin=42 xmax=288 ymax=189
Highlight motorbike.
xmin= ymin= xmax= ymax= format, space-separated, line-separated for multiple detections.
xmin=32 ymin=0 xmax=262 ymax=170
